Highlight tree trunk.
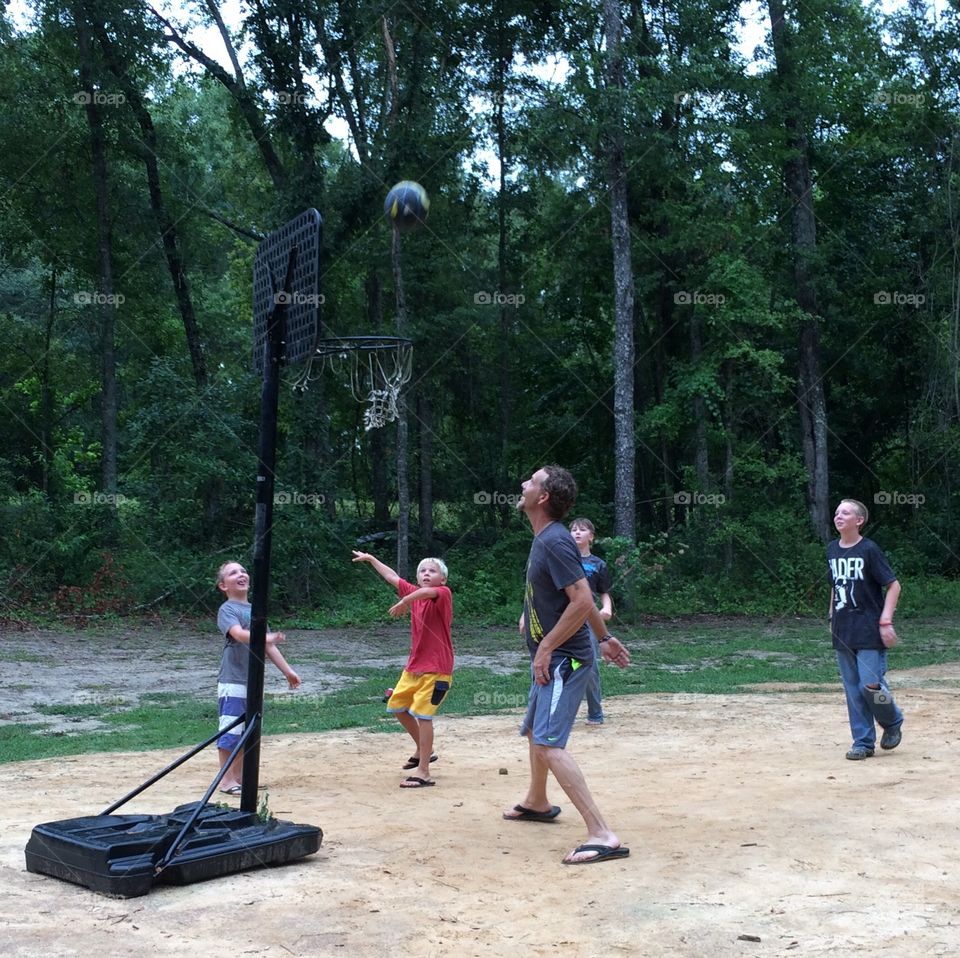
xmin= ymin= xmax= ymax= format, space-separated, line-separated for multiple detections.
xmin=92 ymin=19 xmax=207 ymax=389
xmin=691 ymin=312 xmax=709 ymax=489
xmin=603 ymin=0 xmax=637 ymax=542
xmin=418 ymin=393 xmax=433 ymax=553
xmin=77 ymin=12 xmax=118 ymax=542
xmin=495 ymin=13 xmax=512 ymax=526
xmin=768 ymin=0 xmax=830 ymax=542
xmin=391 ymin=227 xmax=409 ymax=578
xmin=366 ymin=270 xmax=390 ymax=521
xmin=41 ymin=267 xmax=56 ymax=496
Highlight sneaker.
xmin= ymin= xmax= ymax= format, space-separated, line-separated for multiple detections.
xmin=880 ymin=725 xmax=902 ymax=750
xmin=845 ymin=746 xmax=875 ymax=760
xmin=586 ymin=718 xmax=604 ymax=726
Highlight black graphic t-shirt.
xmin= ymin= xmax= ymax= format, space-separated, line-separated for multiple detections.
xmin=827 ymin=537 xmax=896 ymax=651
xmin=524 ymin=522 xmax=593 ymax=666
xmin=580 ymin=554 xmax=612 ymax=597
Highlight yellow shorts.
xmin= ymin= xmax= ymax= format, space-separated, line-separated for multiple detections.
xmin=387 ymin=670 xmax=452 ymax=719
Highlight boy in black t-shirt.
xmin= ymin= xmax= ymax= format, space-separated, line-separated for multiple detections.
xmin=827 ymin=499 xmax=903 ymax=760
xmin=570 ymin=518 xmax=613 ymax=725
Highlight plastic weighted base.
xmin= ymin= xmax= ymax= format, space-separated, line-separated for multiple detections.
xmin=25 ymin=801 xmax=321 ymax=898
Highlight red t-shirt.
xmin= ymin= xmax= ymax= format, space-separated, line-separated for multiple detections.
xmin=397 ymin=578 xmax=454 ymax=674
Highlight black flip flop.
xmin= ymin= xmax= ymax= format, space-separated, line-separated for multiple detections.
xmin=402 ymin=753 xmax=438 ymax=770
xmin=503 ymin=803 xmax=562 ymax=823
xmin=562 ymin=844 xmax=630 ymax=865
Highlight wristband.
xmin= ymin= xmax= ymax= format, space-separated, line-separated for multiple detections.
xmin=598 ymin=634 xmax=613 ymax=643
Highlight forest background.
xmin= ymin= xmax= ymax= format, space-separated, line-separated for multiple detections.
xmin=1 ymin=0 xmax=958 ymax=626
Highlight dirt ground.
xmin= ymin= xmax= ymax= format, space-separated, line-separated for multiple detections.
xmin=3 ymin=660 xmax=960 ymax=957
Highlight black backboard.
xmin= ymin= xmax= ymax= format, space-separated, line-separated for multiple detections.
xmin=252 ymin=208 xmax=322 ymax=373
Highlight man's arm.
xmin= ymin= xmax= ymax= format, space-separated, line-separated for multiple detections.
xmin=389 ymin=586 xmax=439 ymax=617
xmin=586 ymin=604 xmax=630 ymax=668
xmin=351 ymin=550 xmax=400 ymax=588
xmin=531 ymin=579 xmax=595 ymax=684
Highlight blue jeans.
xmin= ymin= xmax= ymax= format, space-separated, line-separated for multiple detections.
xmin=835 ymin=646 xmax=903 ymax=750
xmin=584 ymin=626 xmax=603 ymax=722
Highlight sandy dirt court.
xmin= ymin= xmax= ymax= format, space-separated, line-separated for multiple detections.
xmin=2 ymin=672 xmax=960 ymax=958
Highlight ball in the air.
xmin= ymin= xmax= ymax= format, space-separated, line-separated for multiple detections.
xmin=384 ymin=180 xmax=429 ymax=231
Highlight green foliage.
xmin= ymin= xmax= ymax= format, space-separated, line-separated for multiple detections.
xmin=2 ymin=0 xmax=960 ymax=618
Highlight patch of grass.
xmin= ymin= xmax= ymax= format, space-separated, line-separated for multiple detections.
xmin=0 ymin=650 xmax=48 ymax=664
xmin=2 ymin=617 xmax=958 ymax=765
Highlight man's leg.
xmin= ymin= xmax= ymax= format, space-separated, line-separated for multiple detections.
xmin=535 ymin=744 xmax=624 ymax=862
xmin=503 ymin=730 xmax=554 ymax=817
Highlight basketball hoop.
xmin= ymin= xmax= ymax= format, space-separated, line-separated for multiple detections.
xmin=292 ymin=335 xmax=413 ymax=430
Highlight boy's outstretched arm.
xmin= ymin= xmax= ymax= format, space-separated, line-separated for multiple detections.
xmin=351 ymin=550 xmax=400 ymax=587
xmin=388 ymin=586 xmax=439 ymax=617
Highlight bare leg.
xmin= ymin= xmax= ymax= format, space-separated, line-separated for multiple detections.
xmin=395 ymin=710 xmax=422 ymax=752
xmin=401 ymin=718 xmax=435 ymax=785
xmin=535 ymin=744 xmax=623 ymax=862
xmin=218 ymin=747 xmax=243 ymax=790
xmin=502 ymin=730 xmax=555 ymax=818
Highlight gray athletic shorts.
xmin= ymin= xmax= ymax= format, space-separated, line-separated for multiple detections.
xmin=519 ymin=654 xmax=592 ymax=748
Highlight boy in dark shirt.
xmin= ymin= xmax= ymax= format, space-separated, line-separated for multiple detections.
xmin=827 ymin=499 xmax=903 ymax=760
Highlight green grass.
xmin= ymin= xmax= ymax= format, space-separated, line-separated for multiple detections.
xmin=2 ymin=617 xmax=957 ymax=765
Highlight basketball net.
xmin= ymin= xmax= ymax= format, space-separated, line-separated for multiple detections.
xmin=292 ymin=337 xmax=413 ymax=431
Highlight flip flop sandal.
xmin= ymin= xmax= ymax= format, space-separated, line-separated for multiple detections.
xmin=402 ymin=753 xmax=438 ymax=770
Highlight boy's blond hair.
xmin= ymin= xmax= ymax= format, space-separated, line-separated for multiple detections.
xmin=216 ymin=561 xmax=237 ymax=586
xmin=840 ymin=499 xmax=869 ymax=526
xmin=417 ymin=557 xmax=449 ymax=580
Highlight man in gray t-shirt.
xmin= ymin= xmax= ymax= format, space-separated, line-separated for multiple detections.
xmin=503 ymin=465 xmax=632 ymax=866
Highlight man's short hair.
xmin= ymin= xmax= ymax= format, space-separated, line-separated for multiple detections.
xmin=540 ymin=465 xmax=578 ymax=520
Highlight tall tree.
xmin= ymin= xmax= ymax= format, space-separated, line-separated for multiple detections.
xmin=602 ymin=0 xmax=637 ymax=542
xmin=768 ymin=0 xmax=830 ymax=542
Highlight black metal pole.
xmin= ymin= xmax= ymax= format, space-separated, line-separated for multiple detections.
xmin=241 ymin=251 xmax=297 ymax=814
